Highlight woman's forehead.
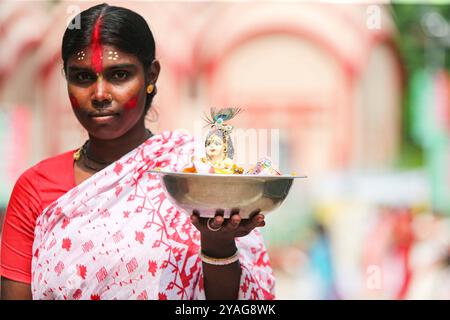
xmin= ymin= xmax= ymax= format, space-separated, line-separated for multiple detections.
xmin=67 ymin=45 xmax=140 ymax=68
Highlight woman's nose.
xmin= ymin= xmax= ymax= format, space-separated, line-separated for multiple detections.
xmin=92 ymin=75 xmax=112 ymax=106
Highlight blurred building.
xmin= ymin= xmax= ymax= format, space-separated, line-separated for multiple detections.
xmin=0 ymin=1 xmax=403 ymax=193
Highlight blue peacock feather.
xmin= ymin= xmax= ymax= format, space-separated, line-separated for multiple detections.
xmin=203 ymin=107 xmax=242 ymax=127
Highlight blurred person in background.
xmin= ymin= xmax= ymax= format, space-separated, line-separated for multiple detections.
xmin=0 ymin=3 xmax=274 ymax=300
xmin=406 ymin=212 xmax=450 ymax=299
xmin=308 ymin=222 xmax=339 ymax=299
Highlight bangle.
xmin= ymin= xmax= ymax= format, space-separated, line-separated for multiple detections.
xmin=199 ymin=249 xmax=239 ymax=266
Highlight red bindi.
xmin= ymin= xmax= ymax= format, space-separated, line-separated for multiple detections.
xmin=90 ymin=17 xmax=103 ymax=74
xmin=69 ymin=94 xmax=80 ymax=109
xmin=124 ymin=96 xmax=138 ymax=110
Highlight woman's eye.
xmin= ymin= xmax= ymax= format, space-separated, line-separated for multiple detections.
xmin=113 ymin=71 xmax=128 ymax=80
xmin=76 ymin=72 xmax=94 ymax=82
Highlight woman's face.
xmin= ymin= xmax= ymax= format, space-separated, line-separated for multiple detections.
xmin=66 ymin=45 xmax=159 ymax=140
xmin=206 ymin=134 xmax=226 ymax=160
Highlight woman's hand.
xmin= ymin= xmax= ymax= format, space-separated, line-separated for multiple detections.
xmin=190 ymin=209 xmax=265 ymax=257
xmin=191 ymin=209 xmax=265 ymax=237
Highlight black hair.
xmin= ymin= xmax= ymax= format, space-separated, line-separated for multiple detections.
xmin=61 ymin=3 xmax=157 ymax=113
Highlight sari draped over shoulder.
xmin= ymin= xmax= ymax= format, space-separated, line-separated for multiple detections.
xmin=31 ymin=130 xmax=275 ymax=300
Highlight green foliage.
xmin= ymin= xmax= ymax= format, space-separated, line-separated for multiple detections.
xmin=391 ymin=4 xmax=449 ymax=71
xmin=390 ymin=4 xmax=449 ymax=168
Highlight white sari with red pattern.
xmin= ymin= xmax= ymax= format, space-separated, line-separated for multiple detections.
xmin=31 ymin=130 xmax=275 ymax=300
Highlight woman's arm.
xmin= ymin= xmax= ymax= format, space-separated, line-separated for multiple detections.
xmin=191 ymin=210 xmax=266 ymax=300
xmin=201 ymin=235 xmax=241 ymax=300
xmin=1 ymin=170 xmax=41 ymax=300
xmin=1 ymin=277 xmax=32 ymax=300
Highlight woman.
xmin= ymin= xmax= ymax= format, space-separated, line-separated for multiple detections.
xmin=0 ymin=3 xmax=274 ymax=300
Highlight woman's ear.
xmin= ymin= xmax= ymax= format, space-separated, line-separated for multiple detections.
xmin=147 ymin=59 xmax=161 ymax=84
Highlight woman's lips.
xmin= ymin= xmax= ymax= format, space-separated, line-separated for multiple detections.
xmin=89 ymin=113 xmax=119 ymax=123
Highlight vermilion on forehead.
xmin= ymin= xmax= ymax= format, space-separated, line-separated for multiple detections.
xmin=90 ymin=17 xmax=103 ymax=73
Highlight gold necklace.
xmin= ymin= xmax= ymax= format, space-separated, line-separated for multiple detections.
xmin=73 ymin=129 xmax=153 ymax=172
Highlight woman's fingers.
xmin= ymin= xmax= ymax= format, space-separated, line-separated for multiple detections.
xmin=248 ymin=209 xmax=262 ymax=220
xmin=190 ymin=210 xmax=201 ymax=229
xmin=209 ymin=209 xmax=225 ymax=229
xmin=250 ymin=214 xmax=265 ymax=229
xmin=221 ymin=209 xmax=241 ymax=232
xmin=243 ymin=209 xmax=265 ymax=232
xmin=191 ymin=208 xmax=265 ymax=236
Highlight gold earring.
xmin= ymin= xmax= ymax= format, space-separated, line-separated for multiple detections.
xmin=146 ymin=84 xmax=154 ymax=94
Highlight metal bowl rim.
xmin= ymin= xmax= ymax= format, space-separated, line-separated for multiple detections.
xmin=148 ymin=169 xmax=307 ymax=179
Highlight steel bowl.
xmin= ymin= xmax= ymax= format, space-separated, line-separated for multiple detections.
xmin=149 ymin=170 xmax=306 ymax=219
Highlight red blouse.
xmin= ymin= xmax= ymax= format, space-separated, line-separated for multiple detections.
xmin=1 ymin=150 xmax=76 ymax=284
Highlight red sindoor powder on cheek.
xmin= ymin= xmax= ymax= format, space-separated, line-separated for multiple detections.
xmin=69 ymin=94 xmax=80 ymax=109
xmin=124 ymin=96 xmax=138 ymax=110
